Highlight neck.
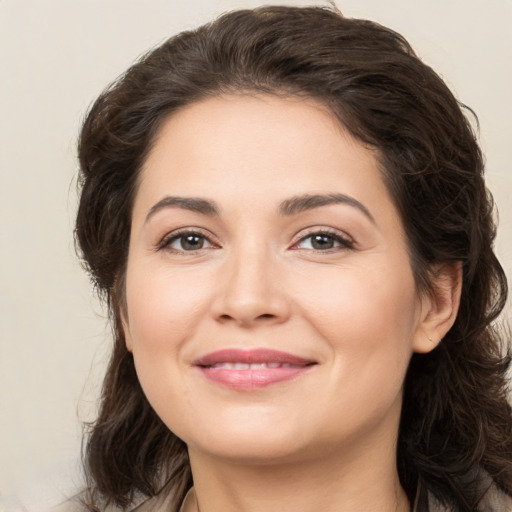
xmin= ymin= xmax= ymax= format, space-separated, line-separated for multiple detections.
xmin=186 ymin=435 xmax=410 ymax=512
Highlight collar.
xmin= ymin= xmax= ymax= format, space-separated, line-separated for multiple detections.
xmin=413 ymin=480 xmax=430 ymax=512
xmin=179 ymin=484 xmax=430 ymax=512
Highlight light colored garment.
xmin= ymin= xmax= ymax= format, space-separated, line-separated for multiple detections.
xmin=51 ymin=482 xmax=512 ymax=512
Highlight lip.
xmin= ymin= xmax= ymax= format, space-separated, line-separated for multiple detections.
xmin=192 ymin=349 xmax=317 ymax=391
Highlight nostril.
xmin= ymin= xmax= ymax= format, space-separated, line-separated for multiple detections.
xmin=217 ymin=312 xmax=278 ymax=324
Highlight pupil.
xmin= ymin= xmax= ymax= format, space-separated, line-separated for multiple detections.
xmin=312 ymin=235 xmax=333 ymax=250
xmin=182 ymin=235 xmax=203 ymax=250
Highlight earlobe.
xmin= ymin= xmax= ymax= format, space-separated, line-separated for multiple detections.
xmin=114 ymin=304 xmax=133 ymax=352
xmin=112 ymin=278 xmax=133 ymax=352
xmin=120 ymin=311 xmax=133 ymax=352
xmin=124 ymin=322 xmax=133 ymax=352
xmin=413 ymin=262 xmax=462 ymax=354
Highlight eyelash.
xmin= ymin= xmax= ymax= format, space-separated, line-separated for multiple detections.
xmin=158 ymin=228 xmax=218 ymax=253
xmin=158 ymin=228 xmax=354 ymax=254
xmin=292 ymin=229 xmax=354 ymax=252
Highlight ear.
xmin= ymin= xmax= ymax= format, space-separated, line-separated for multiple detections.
xmin=115 ymin=306 xmax=133 ymax=352
xmin=112 ymin=280 xmax=133 ymax=352
xmin=413 ymin=262 xmax=462 ymax=354
xmin=123 ymin=315 xmax=133 ymax=352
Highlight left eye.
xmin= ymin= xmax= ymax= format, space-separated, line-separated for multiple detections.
xmin=296 ymin=233 xmax=351 ymax=251
xmin=163 ymin=233 xmax=213 ymax=251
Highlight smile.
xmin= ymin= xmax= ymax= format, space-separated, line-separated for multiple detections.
xmin=192 ymin=349 xmax=317 ymax=390
xmin=206 ymin=362 xmax=301 ymax=369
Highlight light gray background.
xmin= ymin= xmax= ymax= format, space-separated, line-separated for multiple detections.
xmin=1 ymin=0 xmax=511 ymax=510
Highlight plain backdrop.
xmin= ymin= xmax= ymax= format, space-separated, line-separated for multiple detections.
xmin=1 ymin=0 xmax=511 ymax=510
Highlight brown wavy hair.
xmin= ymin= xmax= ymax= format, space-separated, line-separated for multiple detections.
xmin=75 ymin=5 xmax=512 ymax=511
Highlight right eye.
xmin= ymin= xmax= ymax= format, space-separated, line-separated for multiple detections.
xmin=160 ymin=231 xmax=215 ymax=252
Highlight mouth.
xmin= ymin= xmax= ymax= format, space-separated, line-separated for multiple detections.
xmin=192 ymin=349 xmax=317 ymax=391
xmin=203 ymin=362 xmax=303 ymax=369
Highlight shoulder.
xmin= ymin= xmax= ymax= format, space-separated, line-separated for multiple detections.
xmin=49 ymin=500 xmax=87 ymax=512
xmin=49 ymin=498 xmax=118 ymax=512
xmin=427 ymin=483 xmax=512 ymax=512
xmin=47 ymin=490 xmax=181 ymax=512
xmin=478 ymin=484 xmax=512 ymax=511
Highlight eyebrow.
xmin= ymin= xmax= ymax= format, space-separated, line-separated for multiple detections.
xmin=279 ymin=193 xmax=375 ymax=223
xmin=145 ymin=196 xmax=220 ymax=223
xmin=145 ymin=192 xmax=374 ymax=224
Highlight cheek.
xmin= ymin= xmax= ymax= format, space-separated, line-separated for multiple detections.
xmin=123 ymin=266 xmax=207 ymax=430
xmin=124 ymin=264 xmax=210 ymax=352
xmin=298 ymin=266 xmax=419 ymax=429
xmin=299 ymin=264 xmax=419 ymax=370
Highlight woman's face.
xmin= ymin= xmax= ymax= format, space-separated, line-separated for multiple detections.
xmin=123 ymin=94 xmax=433 ymax=465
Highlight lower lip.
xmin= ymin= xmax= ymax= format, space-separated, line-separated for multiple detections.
xmin=196 ymin=366 xmax=313 ymax=390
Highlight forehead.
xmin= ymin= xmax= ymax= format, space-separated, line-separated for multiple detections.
xmin=134 ymin=94 xmax=399 ymax=227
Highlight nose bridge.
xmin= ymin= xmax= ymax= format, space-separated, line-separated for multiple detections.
xmin=214 ymin=237 xmax=289 ymax=326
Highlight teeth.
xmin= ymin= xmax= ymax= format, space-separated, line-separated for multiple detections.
xmin=209 ymin=362 xmax=297 ymax=370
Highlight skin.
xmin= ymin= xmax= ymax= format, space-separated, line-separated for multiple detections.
xmin=123 ymin=94 xmax=460 ymax=512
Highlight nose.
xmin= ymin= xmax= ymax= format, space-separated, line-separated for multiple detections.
xmin=211 ymin=246 xmax=291 ymax=328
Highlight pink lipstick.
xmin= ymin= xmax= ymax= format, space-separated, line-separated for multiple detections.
xmin=192 ymin=349 xmax=316 ymax=390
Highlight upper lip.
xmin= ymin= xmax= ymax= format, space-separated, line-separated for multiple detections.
xmin=192 ymin=349 xmax=316 ymax=367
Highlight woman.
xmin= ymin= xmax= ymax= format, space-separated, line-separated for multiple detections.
xmin=72 ymin=5 xmax=512 ymax=512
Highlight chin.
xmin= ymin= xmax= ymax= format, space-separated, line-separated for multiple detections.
xmin=179 ymin=418 xmax=314 ymax=464
xmin=191 ymin=438 xmax=309 ymax=465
